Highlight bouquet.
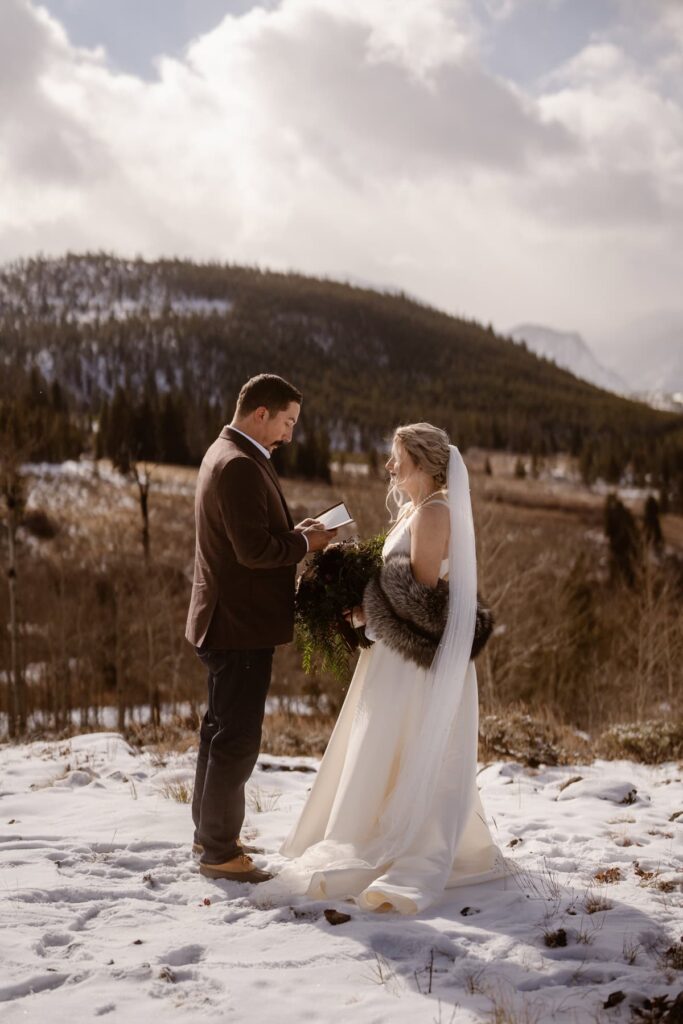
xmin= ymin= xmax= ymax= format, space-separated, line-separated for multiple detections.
xmin=295 ymin=535 xmax=385 ymax=679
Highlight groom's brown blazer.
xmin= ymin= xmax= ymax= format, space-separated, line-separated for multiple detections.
xmin=185 ymin=426 xmax=308 ymax=650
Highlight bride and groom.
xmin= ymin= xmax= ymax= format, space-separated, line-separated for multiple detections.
xmin=185 ymin=373 xmax=505 ymax=915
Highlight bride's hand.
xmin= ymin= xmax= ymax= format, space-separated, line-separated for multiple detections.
xmin=343 ymin=605 xmax=366 ymax=628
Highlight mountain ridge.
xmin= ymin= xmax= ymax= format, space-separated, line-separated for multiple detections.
xmin=1 ymin=254 xmax=682 ymax=495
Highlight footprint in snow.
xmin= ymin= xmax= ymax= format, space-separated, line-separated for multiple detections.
xmin=158 ymin=944 xmax=205 ymax=967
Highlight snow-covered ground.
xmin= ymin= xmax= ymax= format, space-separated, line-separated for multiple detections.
xmin=1 ymin=735 xmax=681 ymax=1023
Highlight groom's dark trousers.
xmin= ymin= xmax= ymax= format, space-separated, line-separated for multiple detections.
xmin=191 ymin=647 xmax=273 ymax=863
xmin=186 ymin=426 xmax=307 ymax=865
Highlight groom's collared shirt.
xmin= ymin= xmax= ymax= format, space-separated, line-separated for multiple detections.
xmin=228 ymin=425 xmax=309 ymax=551
xmin=229 ymin=425 xmax=271 ymax=460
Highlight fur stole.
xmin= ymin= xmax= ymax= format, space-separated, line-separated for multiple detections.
xmin=362 ymin=552 xmax=494 ymax=669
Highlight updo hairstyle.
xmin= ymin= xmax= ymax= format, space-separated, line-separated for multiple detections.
xmin=387 ymin=422 xmax=450 ymax=517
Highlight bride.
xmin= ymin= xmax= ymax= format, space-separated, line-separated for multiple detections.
xmin=264 ymin=423 xmax=506 ymax=914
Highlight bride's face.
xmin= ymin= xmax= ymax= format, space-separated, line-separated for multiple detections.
xmin=386 ymin=438 xmax=419 ymax=491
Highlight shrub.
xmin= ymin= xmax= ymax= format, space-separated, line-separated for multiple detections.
xmin=21 ymin=508 xmax=59 ymax=539
xmin=597 ymin=720 xmax=683 ymax=764
xmin=479 ymin=711 xmax=565 ymax=767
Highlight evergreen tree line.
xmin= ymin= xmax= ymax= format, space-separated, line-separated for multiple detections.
xmin=0 ymin=366 xmax=83 ymax=463
xmin=95 ymin=385 xmax=192 ymax=473
xmin=1 ymin=254 xmax=683 ymax=496
xmin=93 ymin=383 xmax=332 ymax=481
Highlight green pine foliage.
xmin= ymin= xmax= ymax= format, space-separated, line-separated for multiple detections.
xmin=295 ymin=535 xmax=385 ymax=679
xmin=604 ymin=494 xmax=641 ymax=586
xmin=0 ymin=366 xmax=84 ymax=463
xmin=643 ymin=495 xmax=664 ymax=552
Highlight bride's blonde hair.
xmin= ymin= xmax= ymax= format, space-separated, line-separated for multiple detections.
xmin=386 ymin=422 xmax=450 ymax=520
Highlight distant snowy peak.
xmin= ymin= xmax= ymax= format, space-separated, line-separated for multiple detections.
xmin=508 ymin=324 xmax=628 ymax=395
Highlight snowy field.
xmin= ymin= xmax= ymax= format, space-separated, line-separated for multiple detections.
xmin=0 ymin=734 xmax=681 ymax=1024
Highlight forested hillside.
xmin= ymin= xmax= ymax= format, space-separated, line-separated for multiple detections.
xmin=1 ymin=254 xmax=682 ymax=503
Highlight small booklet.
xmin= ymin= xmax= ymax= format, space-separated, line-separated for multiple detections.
xmin=314 ymin=500 xmax=354 ymax=530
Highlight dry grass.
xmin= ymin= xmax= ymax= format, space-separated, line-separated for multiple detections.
xmin=4 ymin=455 xmax=682 ymax=753
xmin=659 ymin=941 xmax=683 ymax=971
xmin=483 ymin=985 xmax=543 ymax=1024
xmin=158 ymin=780 xmax=192 ymax=804
xmin=363 ymin=953 xmax=402 ymax=995
xmin=478 ymin=709 xmax=592 ymax=767
xmin=594 ymin=866 xmax=623 ymax=884
xmin=584 ymin=893 xmax=613 ymax=915
xmin=597 ymin=721 xmax=683 ymax=764
xmin=246 ymin=785 xmax=281 ymax=813
xmin=125 ymin=720 xmax=200 ymax=754
xmin=463 ymin=967 xmax=487 ymax=996
xmin=261 ymin=711 xmax=333 ymax=757
xmin=633 ymin=862 xmax=680 ymax=894
xmin=622 ymin=934 xmax=641 ymax=965
xmin=543 ymin=928 xmax=567 ymax=948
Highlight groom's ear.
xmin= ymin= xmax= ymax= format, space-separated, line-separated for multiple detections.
xmin=253 ymin=406 xmax=269 ymax=423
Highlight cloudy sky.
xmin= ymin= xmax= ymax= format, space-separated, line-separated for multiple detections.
xmin=2 ymin=0 xmax=682 ymax=358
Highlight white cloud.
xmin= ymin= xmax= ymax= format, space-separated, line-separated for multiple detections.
xmin=0 ymin=1 xmax=109 ymax=186
xmin=536 ymin=40 xmax=683 ymax=226
xmin=0 ymin=0 xmax=682 ymax=349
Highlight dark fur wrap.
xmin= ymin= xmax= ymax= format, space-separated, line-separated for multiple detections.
xmin=362 ymin=552 xmax=494 ymax=669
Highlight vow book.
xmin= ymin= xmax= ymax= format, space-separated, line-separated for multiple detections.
xmin=314 ymin=501 xmax=354 ymax=529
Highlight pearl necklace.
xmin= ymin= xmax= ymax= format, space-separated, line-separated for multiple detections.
xmin=410 ymin=487 xmax=447 ymax=512
xmin=386 ymin=487 xmax=448 ymax=538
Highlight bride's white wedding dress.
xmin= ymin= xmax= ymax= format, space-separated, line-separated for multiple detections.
xmin=267 ymin=500 xmax=507 ymax=915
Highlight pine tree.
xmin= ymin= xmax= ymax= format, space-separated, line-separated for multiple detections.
xmin=106 ymin=387 xmax=133 ymax=473
xmin=132 ymin=395 xmax=159 ymax=461
xmin=160 ymin=393 xmax=190 ymax=465
xmin=604 ymin=494 xmax=640 ymax=586
xmin=315 ymin=427 xmax=332 ymax=483
xmin=579 ymin=440 xmax=595 ymax=485
xmin=643 ymin=495 xmax=663 ymax=553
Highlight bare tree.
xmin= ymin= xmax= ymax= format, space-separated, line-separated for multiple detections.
xmin=129 ymin=462 xmax=160 ymax=725
xmin=131 ymin=461 xmax=154 ymax=565
xmin=0 ymin=439 xmax=28 ymax=737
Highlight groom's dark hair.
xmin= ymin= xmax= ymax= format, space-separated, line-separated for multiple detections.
xmin=235 ymin=374 xmax=302 ymax=417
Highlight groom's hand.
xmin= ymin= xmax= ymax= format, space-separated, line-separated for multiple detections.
xmin=303 ymin=524 xmax=337 ymax=551
xmin=295 ymin=518 xmax=319 ymax=531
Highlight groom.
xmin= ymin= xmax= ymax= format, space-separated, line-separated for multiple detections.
xmin=186 ymin=373 xmax=336 ymax=882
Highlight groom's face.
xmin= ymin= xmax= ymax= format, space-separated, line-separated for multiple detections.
xmin=262 ymin=401 xmax=301 ymax=452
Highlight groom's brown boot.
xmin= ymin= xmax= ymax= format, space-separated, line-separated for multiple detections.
xmin=199 ymin=852 xmax=272 ymax=883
